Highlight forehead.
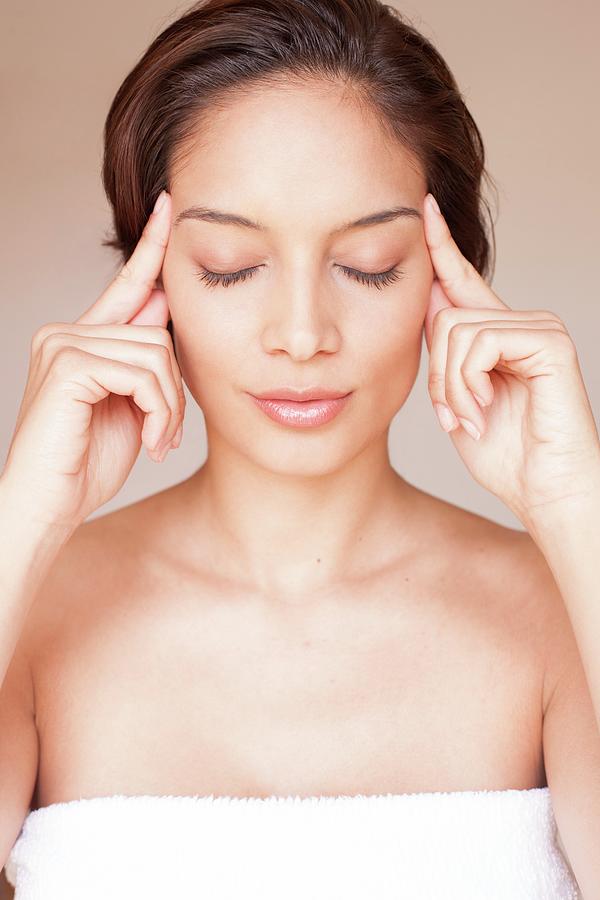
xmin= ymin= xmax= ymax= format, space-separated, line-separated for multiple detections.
xmin=169 ymin=79 xmax=426 ymax=222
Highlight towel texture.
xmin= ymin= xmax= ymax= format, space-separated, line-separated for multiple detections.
xmin=4 ymin=787 xmax=581 ymax=899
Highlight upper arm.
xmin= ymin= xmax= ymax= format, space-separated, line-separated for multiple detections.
xmin=0 ymin=522 xmax=92 ymax=871
xmin=0 ymin=638 xmax=39 ymax=870
xmin=537 ymin=543 xmax=600 ymax=896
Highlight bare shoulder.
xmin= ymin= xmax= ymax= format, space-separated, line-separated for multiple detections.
xmin=20 ymin=487 xmax=176 ymax=664
xmin=411 ymin=486 xmax=540 ymax=586
xmin=22 ymin=512 xmax=128 ymax=633
xmin=410 ymin=487 xmax=559 ymax=664
xmin=0 ymin=500 xmax=147 ymax=844
xmin=504 ymin=525 xmax=583 ymax=718
xmin=417 ymin=488 xmax=573 ymax=715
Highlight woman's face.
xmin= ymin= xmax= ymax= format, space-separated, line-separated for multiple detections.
xmin=162 ymin=80 xmax=434 ymax=475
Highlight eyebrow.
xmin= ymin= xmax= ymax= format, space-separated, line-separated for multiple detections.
xmin=173 ymin=204 xmax=422 ymax=234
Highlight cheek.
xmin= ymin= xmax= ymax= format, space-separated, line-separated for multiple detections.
xmin=176 ymin=319 xmax=241 ymax=407
xmin=163 ymin=264 xmax=243 ymax=390
xmin=354 ymin=284 xmax=427 ymax=417
xmin=174 ymin=305 xmax=261 ymax=427
xmin=371 ymin=272 xmax=431 ymax=364
xmin=363 ymin=316 xmax=421 ymax=384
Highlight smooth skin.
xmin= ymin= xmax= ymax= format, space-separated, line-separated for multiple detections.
xmin=1 ymin=81 xmax=598 ymax=891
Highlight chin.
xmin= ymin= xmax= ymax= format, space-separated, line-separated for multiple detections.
xmin=207 ymin=407 xmax=385 ymax=478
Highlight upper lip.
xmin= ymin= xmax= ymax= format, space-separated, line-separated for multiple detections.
xmin=249 ymin=387 xmax=352 ymax=401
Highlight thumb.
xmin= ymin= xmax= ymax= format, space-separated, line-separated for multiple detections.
xmin=423 ymin=278 xmax=453 ymax=353
xmin=128 ymin=287 xmax=170 ymax=327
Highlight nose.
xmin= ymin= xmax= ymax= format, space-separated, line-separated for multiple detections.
xmin=260 ymin=273 xmax=342 ymax=360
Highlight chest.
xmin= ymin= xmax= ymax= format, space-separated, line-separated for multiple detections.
xmin=30 ymin=577 xmax=545 ymax=808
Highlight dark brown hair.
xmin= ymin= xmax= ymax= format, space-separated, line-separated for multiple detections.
xmin=101 ymin=0 xmax=498 ymax=348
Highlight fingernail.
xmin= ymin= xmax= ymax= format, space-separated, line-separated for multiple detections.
xmin=152 ymin=190 xmax=167 ymax=215
xmin=458 ymin=417 xmax=480 ymax=440
xmin=434 ymin=402 xmax=456 ymax=432
xmin=427 ymin=193 xmax=441 ymax=215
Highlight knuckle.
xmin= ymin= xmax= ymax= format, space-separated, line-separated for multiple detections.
xmin=154 ymin=342 xmax=172 ymax=368
xmin=38 ymin=330 xmax=68 ymax=357
xmin=460 ymin=361 xmax=478 ymax=382
xmin=427 ymin=371 xmax=445 ymax=394
xmin=447 ymin=321 xmax=466 ymax=343
xmin=145 ymin=324 xmax=170 ymax=342
xmin=163 ymin=329 xmax=176 ymax=353
xmin=444 ymin=379 xmax=461 ymax=405
xmin=443 ymin=259 xmax=475 ymax=291
xmin=140 ymin=366 xmax=159 ymax=389
xmin=439 ymin=272 xmax=458 ymax=292
xmin=552 ymin=328 xmax=576 ymax=355
xmin=51 ymin=345 xmax=81 ymax=375
xmin=116 ymin=263 xmax=155 ymax=291
xmin=546 ymin=318 xmax=568 ymax=332
xmin=434 ymin=307 xmax=455 ymax=329
xmin=160 ymin=331 xmax=174 ymax=352
xmin=31 ymin=322 xmax=61 ymax=356
xmin=540 ymin=309 xmax=563 ymax=323
xmin=145 ymin=227 xmax=169 ymax=251
xmin=474 ymin=327 xmax=495 ymax=347
xmin=140 ymin=216 xmax=167 ymax=248
xmin=141 ymin=369 xmax=169 ymax=411
xmin=159 ymin=340 xmax=171 ymax=358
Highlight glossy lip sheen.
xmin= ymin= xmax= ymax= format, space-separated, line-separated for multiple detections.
xmin=247 ymin=391 xmax=352 ymax=428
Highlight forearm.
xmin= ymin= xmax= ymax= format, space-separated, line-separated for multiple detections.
xmin=524 ymin=484 xmax=600 ymax=729
xmin=0 ymin=475 xmax=74 ymax=689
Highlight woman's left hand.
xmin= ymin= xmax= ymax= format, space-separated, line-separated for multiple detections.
xmin=422 ymin=193 xmax=600 ymax=526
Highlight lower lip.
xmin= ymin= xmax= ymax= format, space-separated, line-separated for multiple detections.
xmin=247 ymin=393 xmax=352 ymax=428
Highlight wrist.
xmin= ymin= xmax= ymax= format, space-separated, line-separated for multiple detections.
xmin=521 ymin=480 xmax=600 ymax=549
xmin=0 ymin=473 xmax=79 ymax=549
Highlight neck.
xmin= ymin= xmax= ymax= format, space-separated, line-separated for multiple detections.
xmin=175 ymin=430 xmax=418 ymax=602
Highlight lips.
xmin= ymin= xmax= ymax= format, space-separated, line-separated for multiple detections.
xmin=247 ymin=390 xmax=352 ymax=428
xmin=249 ymin=387 xmax=351 ymax=402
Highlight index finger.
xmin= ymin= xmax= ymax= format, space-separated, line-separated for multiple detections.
xmin=424 ymin=193 xmax=509 ymax=311
xmin=76 ymin=190 xmax=171 ymax=326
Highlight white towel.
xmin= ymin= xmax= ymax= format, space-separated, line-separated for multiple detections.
xmin=5 ymin=787 xmax=581 ymax=899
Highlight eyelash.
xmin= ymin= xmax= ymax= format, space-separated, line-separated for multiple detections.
xmin=193 ymin=264 xmax=405 ymax=291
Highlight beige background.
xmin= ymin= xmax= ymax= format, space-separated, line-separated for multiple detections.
xmin=1 ymin=0 xmax=599 ymax=892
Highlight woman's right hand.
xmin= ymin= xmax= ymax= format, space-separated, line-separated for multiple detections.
xmin=1 ymin=189 xmax=185 ymax=532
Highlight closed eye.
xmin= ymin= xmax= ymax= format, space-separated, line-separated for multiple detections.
xmin=193 ymin=264 xmax=405 ymax=291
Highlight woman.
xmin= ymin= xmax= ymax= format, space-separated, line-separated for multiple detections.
xmin=1 ymin=0 xmax=599 ymax=896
